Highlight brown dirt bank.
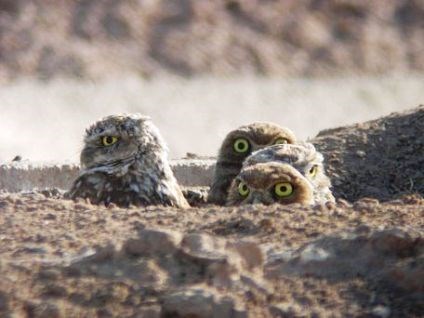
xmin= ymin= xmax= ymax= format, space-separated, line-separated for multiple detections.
xmin=0 ymin=0 xmax=423 ymax=81
xmin=312 ymin=105 xmax=424 ymax=202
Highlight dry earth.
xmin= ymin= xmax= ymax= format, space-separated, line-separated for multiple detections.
xmin=0 ymin=0 xmax=423 ymax=81
xmin=313 ymin=105 xmax=424 ymax=202
xmin=0 ymin=107 xmax=423 ymax=317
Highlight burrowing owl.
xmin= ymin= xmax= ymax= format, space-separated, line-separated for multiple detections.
xmin=208 ymin=122 xmax=297 ymax=205
xmin=67 ymin=114 xmax=189 ymax=208
xmin=243 ymin=143 xmax=335 ymax=204
xmin=226 ymin=162 xmax=314 ymax=206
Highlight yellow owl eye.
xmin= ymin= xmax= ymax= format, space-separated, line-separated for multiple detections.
xmin=274 ymin=182 xmax=293 ymax=197
xmin=238 ymin=182 xmax=250 ymax=197
xmin=274 ymin=138 xmax=288 ymax=145
xmin=308 ymin=165 xmax=318 ymax=178
xmin=233 ymin=138 xmax=250 ymax=153
xmin=101 ymin=136 xmax=119 ymax=146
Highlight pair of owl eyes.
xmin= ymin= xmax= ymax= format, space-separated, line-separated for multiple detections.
xmin=100 ymin=136 xmax=119 ymax=147
xmin=238 ymin=181 xmax=293 ymax=198
xmin=233 ymin=137 xmax=288 ymax=153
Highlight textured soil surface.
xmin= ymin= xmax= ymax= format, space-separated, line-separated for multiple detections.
xmin=0 ymin=107 xmax=423 ymax=317
xmin=313 ymin=105 xmax=424 ymax=202
xmin=1 ymin=0 xmax=423 ymax=81
xmin=0 ymin=194 xmax=423 ymax=317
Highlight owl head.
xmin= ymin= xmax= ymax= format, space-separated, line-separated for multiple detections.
xmin=80 ymin=114 xmax=167 ymax=170
xmin=216 ymin=122 xmax=297 ymax=165
xmin=226 ymin=162 xmax=314 ymax=206
xmin=243 ymin=143 xmax=334 ymax=203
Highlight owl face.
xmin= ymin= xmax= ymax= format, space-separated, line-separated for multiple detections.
xmin=80 ymin=114 xmax=165 ymax=169
xmin=226 ymin=162 xmax=314 ymax=206
xmin=242 ymin=143 xmax=334 ymax=203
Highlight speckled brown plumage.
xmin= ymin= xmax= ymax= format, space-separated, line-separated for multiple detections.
xmin=67 ymin=114 xmax=189 ymax=208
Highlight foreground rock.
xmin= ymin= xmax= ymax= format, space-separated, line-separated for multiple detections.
xmin=0 ymin=193 xmax=422 ymax=317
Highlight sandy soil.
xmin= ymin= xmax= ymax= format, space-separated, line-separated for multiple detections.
xmin=0 ymin=107 xmax=423 ymax=317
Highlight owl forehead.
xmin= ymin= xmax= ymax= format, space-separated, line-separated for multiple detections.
xmin=226 ymin=122 xmax=295 ymax=146
xmin=238 ymin=163 xmax=302 ymax=188
xmin=85 ymin=114 xmax=150 ymax=138
xmin=246 ymin=143 xmax=322 ymax=168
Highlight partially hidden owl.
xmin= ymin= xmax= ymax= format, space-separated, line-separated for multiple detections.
xmin=226 ymin=162 xmax=314 ymax=206
xmin=240 ymin=143 xmax=335 ymax=204
xmin=67 ymin=114 xmax=189 ymax=208
xmin=208 ymin=122 xmax=297 ymax=205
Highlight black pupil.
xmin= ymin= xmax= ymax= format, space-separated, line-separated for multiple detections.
xmin=106 ymin=136 xmax=113 ymax=144
xmin=237 ymin=141 xmax=247 ymax=150
xmin=310 ymin=167 xmax=315 ymax=174
xmin=280 ymin=186 xmax=287 ymax=192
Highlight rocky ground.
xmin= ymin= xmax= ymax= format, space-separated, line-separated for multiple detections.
xmin=0 ymin=0 xmax=423 ymax=82
xmin=0 ymin=194 xmax=423 ymax=317
xmin=0 ymin=107 xmax=423 ymax=317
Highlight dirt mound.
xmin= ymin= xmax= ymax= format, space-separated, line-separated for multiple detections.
xmin=0 ymin=192 xmax=423 ymax=317
xmin=313 ymin=105 xmax=424 ymax=202
xmin=0 ymin=0 xmax=423 ymax=81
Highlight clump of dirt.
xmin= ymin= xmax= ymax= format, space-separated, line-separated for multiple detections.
xmin=313 ymin=105 xmax=424 ymax=202
xmin=0 ymin=0 xmax=423 ymax=81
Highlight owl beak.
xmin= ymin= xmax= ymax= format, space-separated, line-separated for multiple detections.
xmin=252 ymin=197 xmax=262 ymax=204
xmin=250 ymin=193 xmax=263 ymax=205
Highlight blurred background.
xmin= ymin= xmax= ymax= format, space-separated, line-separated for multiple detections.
xmin=0 ymin=0 xmax=423 ymax=162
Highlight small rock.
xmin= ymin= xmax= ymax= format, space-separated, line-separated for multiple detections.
xmin=181 ymin=233 xmax=227 ymax=262
xmin=38 ymin=268 xmax=61 ymax=280
xmin=228 ymin=241 xmax=264 ymax=270
xmin=336 ymin=198 xmax=352 ymax=208
xmin=300 ymin=244 xmax=330 ymax=263
xmin=355 ymin=150 xmax=366 ymax=158
xmin=371 ymin=228 xmax=420 ymax=257
xmin=162 ymin=288 xmax=244 ymax=318
xmin=240 ymin=275 xmax=272 ymax=296
xmin=370 ymin=305 xmax=391 ymax=318
xmin=213 ymin=296 xmax=247 ymax=318
xmin=12 ymin=155 xmax=22 ymax=162
xmin=26 ymin=302 xmax=62 ymax=318
xmin=269 ymin=302 xmax=303 ymax=317
xmin=70 ymin=245 xmax=115 ymax=265
xmin=161 ymin=288 xmax=214 ymax=318
xmin=123 ymin=228 xmax=182 ymax=257
xmin=137 ymin=306 xmax=161 ymax=318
